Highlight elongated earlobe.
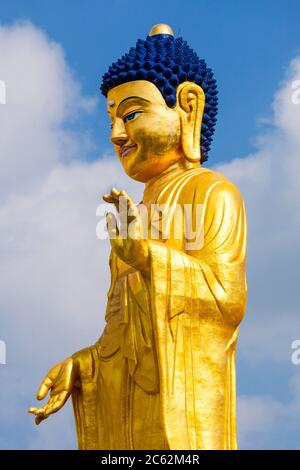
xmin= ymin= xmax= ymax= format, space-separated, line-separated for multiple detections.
xmin=176 ymin=82 xmax=205 ymax=164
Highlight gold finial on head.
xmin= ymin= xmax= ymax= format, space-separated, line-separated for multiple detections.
xmin=149 ymin=24 xmax=174 ymax=37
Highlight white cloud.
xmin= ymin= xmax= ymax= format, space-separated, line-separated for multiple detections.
xmin=0 ymin=22 xmax=141 ymax=449
xmin=215 ymin=58 xmax=300 ymax=448
xmin=237 ymin=372 xmax=300 ymax=449
xmin=216 ymin=57 xmax=300 ymax=366
xmin=0 ymin=20 xmax=97 ymax=202
xmin=1 ymin=21 xmax=300 ymax=449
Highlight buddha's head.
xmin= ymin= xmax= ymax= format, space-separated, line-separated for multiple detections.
xmin=100 ymin=24 xmax=218 ymax=182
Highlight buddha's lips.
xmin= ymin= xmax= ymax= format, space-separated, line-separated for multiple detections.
xmin=120 ymin=145 xmax=136 ymax=157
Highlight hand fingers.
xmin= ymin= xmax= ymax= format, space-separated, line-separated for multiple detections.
xmin=28 ymin=393 xmax=57 ymax=416
xmin=104 ymin=189 xmax=140 ymax=238
xmin=110 ymin=187 xmax=120 ymax=198
xmin=119 ymin=190 xmax=139 ymax=220
xmin=102 ymin=194 xmax=116 ymax=204
xmin=28 ymin=405 xmax=48 ymax=425
xmin=37 ymin=392 xmax=67 ymax=420
xmin=103 ymin=189 xmax=139 ymax=223
xmin=103 ymin=188 xmax=121 ymax=212
xmin=44 ymin=392 xmax=68 ymax=416
xmin=35 ymin=414 xmax=46 ymax=425
xmin=37 ymin=376 xmax=53 ymax=400
xmin=103 ymin=195 xmax=119 ymax=213
xmin=28 ymin=391 xmax=68 ymax=425
xmin=103 ymin=187 xmax=120 ymax=203
xmin=28 ymin=406 xmax=42 ymax=414
xmin=106 ymin=212 xmax=123 ymax=253
xmin=28 ymin=397 xmax=54 ymax=417
xmin=106 ymin=212 xmax=119 ymax=239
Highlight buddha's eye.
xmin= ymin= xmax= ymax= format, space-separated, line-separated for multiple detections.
xmin=123 ymin=111 xmax=141 ymax=123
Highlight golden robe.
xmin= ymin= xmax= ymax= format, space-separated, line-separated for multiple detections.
xmin=71 ymin=166 xmax=247 ymax=450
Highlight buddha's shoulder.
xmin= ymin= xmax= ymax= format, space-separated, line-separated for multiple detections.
xmin=177 ymin=167 xmax=241 ymax=202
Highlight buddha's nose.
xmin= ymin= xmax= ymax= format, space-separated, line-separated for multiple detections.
xmin=110 ymin=120 xmax=128 ymax=146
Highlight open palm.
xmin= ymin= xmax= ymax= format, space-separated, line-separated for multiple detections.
xmin=28 ymin=357 xmax=77 ymax=425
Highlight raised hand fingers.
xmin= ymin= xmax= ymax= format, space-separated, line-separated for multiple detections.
xmin=103 ymin=187 xmax=138 ymax=212
xmin=103 ymin=188 xmax=139 ymax=220
xmin=103 ymin=188 xmax=142 ymax=246
xmin=110 ymin=187 xmax=120 ymax=198
xmin=119 ymin=190 xmax=139 ymax=221
xmin=103 ymin=187 xmax=121 ymax=210
xmin=106 ymin=212 xmax=119 ymax=239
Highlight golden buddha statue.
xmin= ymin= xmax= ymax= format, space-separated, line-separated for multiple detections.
xmin=29 ymin=24 xmax=247 ymax=450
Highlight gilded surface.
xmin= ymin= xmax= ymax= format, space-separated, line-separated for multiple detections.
xmin=29 ymin=24 xmax=247 ymax=450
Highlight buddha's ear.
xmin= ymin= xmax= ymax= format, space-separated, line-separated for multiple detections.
xmin=176 ymin=82 xmax=205 ymax=163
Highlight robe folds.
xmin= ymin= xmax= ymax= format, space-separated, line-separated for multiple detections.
xmin=71 ymin=167 xmax=247 ymax=450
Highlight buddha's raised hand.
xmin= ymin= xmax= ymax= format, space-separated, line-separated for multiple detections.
xmin=103 ymin=187 xmax=150 ymax=277
xmin=28 ymin=357 xmax=78 ymax=425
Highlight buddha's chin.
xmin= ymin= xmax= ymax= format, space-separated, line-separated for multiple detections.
xmin=121 ymin=149 xmax=147 ymax=181
xmin=122 ymin=148 xmax=181 ymax=182
xmin=123 ymin=161 xmax=151 ymax=182
xmin=125 ymin=162 xmax=162 ymax=183
xmin=123 ymin=165 xmax=147 ymax=182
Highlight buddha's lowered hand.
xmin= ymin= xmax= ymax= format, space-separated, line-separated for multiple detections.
xmin=28 ymin=347 xmax=99 ymax=425
xmin=28 ymin=357 xmax=78 ymax=424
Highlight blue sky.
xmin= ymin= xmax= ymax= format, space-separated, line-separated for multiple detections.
xmin=0 ymin=0 xmax=300 ymax=450
xmin=2 ymin=0 xmax=300 ymax=163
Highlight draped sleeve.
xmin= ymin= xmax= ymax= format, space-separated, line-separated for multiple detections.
xmin=148 ymin=179 xmax=247 ymax=449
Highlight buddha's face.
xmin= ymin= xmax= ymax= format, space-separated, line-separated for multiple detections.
xmin=107 ymin=80 xmax=182 ymax=182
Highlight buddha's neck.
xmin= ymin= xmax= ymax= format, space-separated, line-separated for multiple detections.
xmin=143 ymin=160 xmax=196 ymax=205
